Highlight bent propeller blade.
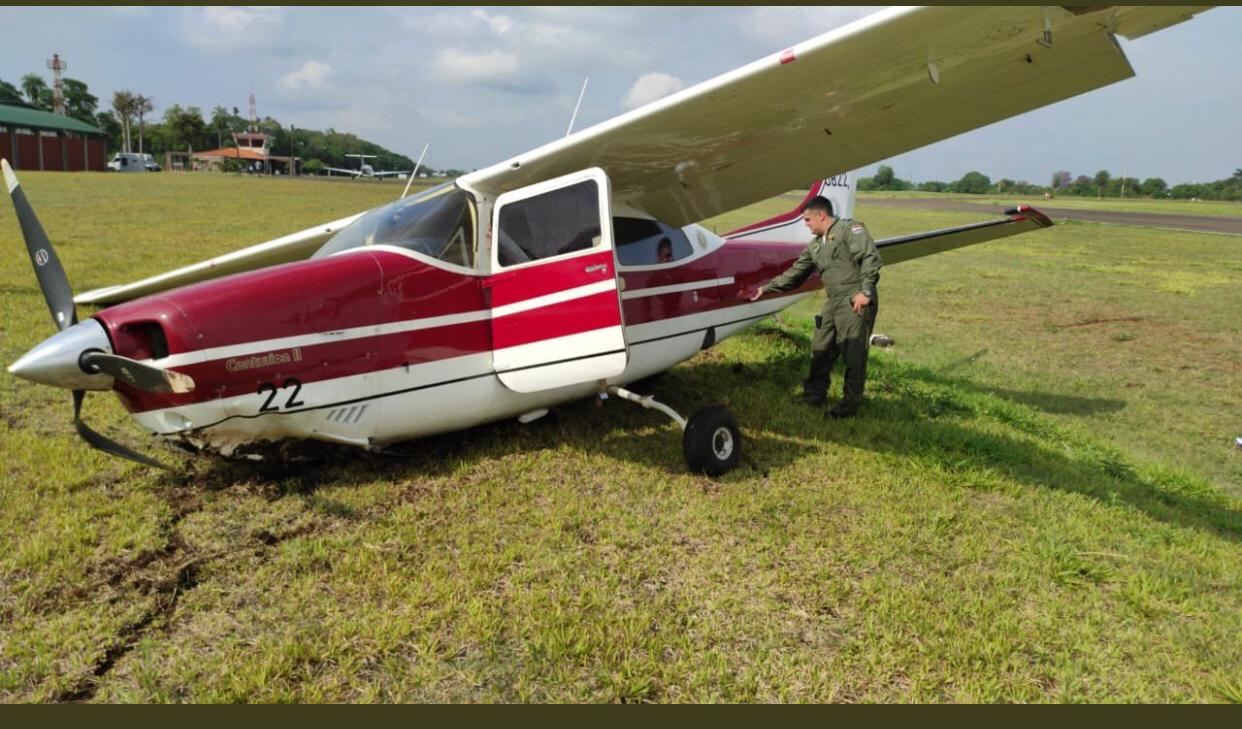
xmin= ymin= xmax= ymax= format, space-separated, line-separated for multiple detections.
xmin=2 ymin=159 xmax=77 ymax=331
xmin=80 ymin=351 xmax=196 ymax=394
xmin=73 ymin=390 xmax=168 ymax=469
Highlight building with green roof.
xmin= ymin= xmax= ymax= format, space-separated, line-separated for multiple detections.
xmin=0 ymin=99 xmax=108 ymax=171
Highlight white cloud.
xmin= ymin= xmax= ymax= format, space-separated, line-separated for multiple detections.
xmin=622 ymin=72 xmax=684 ymax=110
xmin=432 ymin=49 xmax=519 ymax=84
xmin=105 ymin=7 xmax=152 ymax=17
xmin=203 ymin=6 xmax=280 ymax=33
xmin=281 ymin=60 xmax=331 ymax=91
xmin=183 ymin=6 xmax=283 ymax=51
xmin=417 ymin=106 xmax=484 ymax=130
xmin=471 ymin=9 xmax=514 ymax=35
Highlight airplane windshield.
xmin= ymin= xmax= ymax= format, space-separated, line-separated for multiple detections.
xmin=313 ymin=183 xmax=475 ymax=268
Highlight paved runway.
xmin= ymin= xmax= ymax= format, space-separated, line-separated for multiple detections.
xmin=855 ymin=197 xmax=1242 ymax=236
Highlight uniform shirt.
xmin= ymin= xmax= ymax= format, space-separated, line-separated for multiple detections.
xmin=762 ymin=218 xmax=883 ymax=298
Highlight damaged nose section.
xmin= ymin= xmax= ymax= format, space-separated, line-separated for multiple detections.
xmin=9 ymin=318 xmax=115 ymax=391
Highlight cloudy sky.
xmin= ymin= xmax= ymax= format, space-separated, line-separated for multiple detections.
xmin=1 ymin=6 xmax=1237 ymax=184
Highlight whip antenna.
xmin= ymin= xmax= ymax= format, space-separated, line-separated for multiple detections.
xmin=566 ymin=77 xmax=589 ymax=137
xmin=400 ymin=143 xmax=430 ymax=200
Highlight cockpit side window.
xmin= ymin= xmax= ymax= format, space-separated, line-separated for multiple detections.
xmin=614 ymin=217 xmax=693 ymax=266
xmin=496 ymin=180 xmax=601 ymax=267
xmin=314 ymin=183 xmax=476 ymax=268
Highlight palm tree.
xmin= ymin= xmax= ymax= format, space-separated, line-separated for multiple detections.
xmin=135 ymin=94 xmax=154 ymax=154
xmin=210 ymin=105 xmax=231 ymax=149
xmin=20 ymin=73 xmax=47 ymax=108
xmin=111 ymin=90 xmax=136 ymax=153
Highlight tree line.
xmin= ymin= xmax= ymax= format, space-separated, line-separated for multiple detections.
xmin=0 ymin=72 xmax=459 ymax=176
xmin=860 ymin=164 xmax=1241 ymax=201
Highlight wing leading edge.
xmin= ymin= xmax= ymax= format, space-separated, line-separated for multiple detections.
xmin=74 ymin=212 xmax=363 ymax=305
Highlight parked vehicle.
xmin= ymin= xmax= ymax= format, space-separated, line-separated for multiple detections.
xmin=107 ymin=153 xmax=161 ymax=172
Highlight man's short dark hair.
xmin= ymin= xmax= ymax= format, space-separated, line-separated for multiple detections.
xmin=802 ymin=195 xmax=834 ymax=217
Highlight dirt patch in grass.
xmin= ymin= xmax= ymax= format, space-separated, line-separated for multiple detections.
xmin=1055 ymin=316 xmax=1145 ymax=328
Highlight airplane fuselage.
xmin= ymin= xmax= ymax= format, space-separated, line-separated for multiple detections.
xmin=94 ymin=230 xmax=815 ymax=455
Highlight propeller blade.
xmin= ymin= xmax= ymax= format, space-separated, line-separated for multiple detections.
xmin=2 ymin=159 xmax=77 ymax=331
xmin=80 ymin=351 xmax=196 ymax=394
xmin=73 ymin=390 xmax=168 ymax=470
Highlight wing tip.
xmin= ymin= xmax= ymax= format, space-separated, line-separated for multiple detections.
xmin=1005 ymin=204 xmax=1054 ymax=228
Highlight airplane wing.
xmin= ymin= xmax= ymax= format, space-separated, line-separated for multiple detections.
xmin=323 ymin=167 xmax=363 ymax=177
xmin=460 ymin=5 xmax=1212 ymax=227
xmin=74 ymin=212 xmax=364 ymax=305
xmin=372 ymin=170 xmax=412 ymax=178
xmin=876 ymin=205 xmax=1054 ymax=265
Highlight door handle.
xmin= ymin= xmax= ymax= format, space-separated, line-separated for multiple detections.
xmin=585 ymin=264 xmax=609 ymax=275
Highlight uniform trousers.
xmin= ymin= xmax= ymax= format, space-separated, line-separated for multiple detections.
xmin=804 ymin=292 xmax=878 ymax=410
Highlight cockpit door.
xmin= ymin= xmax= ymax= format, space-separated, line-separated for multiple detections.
xmin=484 ymin=167 xmax=627 ymax=393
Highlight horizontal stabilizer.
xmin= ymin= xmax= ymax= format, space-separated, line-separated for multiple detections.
xmin=878 ymin=205 xmax=1054 ymax=265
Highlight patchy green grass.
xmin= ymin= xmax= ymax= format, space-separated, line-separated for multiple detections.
xmin=1 ymin=172 xmax=1240 ymax=702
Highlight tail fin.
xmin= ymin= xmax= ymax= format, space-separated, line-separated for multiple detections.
xmin=725 ymin=172 xmax=857 ymax=243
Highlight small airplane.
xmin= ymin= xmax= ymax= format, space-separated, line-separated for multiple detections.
xmin=3 ymin=6 xmax=1214 ymax=475
xmin=323 ymin=154 xmax=412 ymax=180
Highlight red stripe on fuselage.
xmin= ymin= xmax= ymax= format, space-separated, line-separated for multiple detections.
xmin=483 ymin=249 xmax=614 ymax=306
xmin=105 ymin=242 xmax=810 ymax=415
xmin=723 ymin=181 xmax=824 ymax=238
xmin=493 ymin=290 xmax=621 ymax=350
xmin=114 ymin=317 xmax=494 ymax=413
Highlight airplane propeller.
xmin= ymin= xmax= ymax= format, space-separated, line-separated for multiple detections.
xmin=6 ymin=159 xmax=77 ymax=331
xmin=3 ymin=159 xmax=192 ymax=468
xmin=78 ymin=350 xmax=196 ymax=395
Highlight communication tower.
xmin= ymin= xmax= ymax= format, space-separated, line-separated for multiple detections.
xmin=46 ymin=53 xmax=67 ymax=116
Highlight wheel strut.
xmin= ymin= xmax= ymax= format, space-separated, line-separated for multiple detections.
xmin=606 ymin=386 xmax=741 ymax=477
xmin=606 ymin=386 xmax=687 ymax=430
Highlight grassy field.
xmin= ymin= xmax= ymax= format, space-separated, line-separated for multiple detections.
xmin=1 ymin=172 xmax=1240 ymax=702
xmin=858 ymin=190 xmax=1242 ymax=218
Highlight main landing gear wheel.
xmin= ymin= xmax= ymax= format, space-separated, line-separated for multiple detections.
xmin=683 ymin=405 xmax=741 ymax=477
xmin=605 ymin=387 xmax=741 ymax=477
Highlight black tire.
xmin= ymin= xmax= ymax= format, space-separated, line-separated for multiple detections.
xmin=683 ymin=405 xmax=741 ymax=477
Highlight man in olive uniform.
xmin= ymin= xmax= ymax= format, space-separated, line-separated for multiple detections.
xmin=749 ymin=196 xmax=882 ymax=418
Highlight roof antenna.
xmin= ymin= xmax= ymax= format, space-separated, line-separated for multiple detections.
xmin=565 ymin=77 xmax=589 ymax=137
xmin=400 ymin=142 xmax=430 ymax=200
xmin=1037 ymin=10 xmax=1053 ymax=48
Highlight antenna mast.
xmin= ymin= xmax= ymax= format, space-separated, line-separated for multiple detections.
xmin=401 ymin=143 xmax=431 ymax=200
xmin=565 ymin=77 xmax=589 ymax=137
xmin=46 ymin=53 xmax=67 ymax=116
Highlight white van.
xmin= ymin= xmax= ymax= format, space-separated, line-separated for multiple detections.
xmin=107 ymin=153 xmax=161 ymax=172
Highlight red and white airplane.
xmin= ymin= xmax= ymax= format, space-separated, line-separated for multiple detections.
xmin=4 ymin=6 xmax=1212 ymax=474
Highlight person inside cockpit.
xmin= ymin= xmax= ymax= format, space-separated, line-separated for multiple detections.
xmin=656 ymin=237 xmax=674 ymax=264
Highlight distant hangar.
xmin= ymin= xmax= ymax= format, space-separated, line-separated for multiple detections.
xmin=0 ymin=99 xmax=107 ymax=171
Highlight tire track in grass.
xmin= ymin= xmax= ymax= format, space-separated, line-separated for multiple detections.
xmin=49 ymin=473 xmax=333 ymax=702
xmin=52 ymin=484 xmax=205 ymax=703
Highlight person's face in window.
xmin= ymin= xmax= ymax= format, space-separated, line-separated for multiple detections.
xmin=657 ymin=239 xmax=673 ymax=263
